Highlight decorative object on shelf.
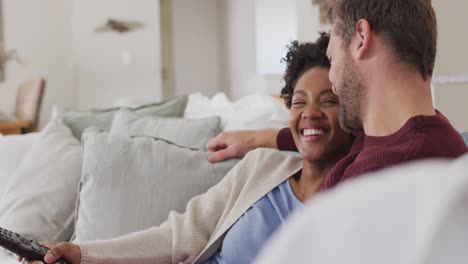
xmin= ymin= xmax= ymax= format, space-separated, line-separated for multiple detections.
xmin=0 ymin=45 xmax=22 ymax=71
xmin=312 ymin=0 xmax=331 ymax=24
xmin=95 ymin=18 xmax=145 ymax=34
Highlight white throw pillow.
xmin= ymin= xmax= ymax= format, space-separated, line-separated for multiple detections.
xmin=0 ymin=120 xmax=82 ymax=242
xmin=0 ymin=133 xmax=38 ymax=201
xmin=73 ymin=128 xmax=239 ymax=242
xmin=110 ymin=108 xmax=221 ymax=150
xmin=0 ymin=251 xmax=17 ymax=264
xmin=184 ymin=93 xmax=289 ymax=131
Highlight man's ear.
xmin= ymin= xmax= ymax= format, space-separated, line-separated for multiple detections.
xmin=354 ymin=19 xmax=372 ymax=60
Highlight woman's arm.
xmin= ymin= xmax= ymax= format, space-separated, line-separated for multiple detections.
xmin=21 ymin=149 xmax=287 ymax=264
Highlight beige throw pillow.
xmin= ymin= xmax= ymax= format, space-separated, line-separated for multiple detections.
xmin=73 ymin=128 xmax=239 ymax=242
xmin=110 ymin=108 xmax=221 ymax=150
xmin=61 ymin=95 xmax=188 ymax=139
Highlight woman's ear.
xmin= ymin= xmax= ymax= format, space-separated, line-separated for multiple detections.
xmin=354 ymin=19 xmax=372 ymax=60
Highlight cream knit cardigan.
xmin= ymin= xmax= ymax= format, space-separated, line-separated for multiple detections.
xmin=78 ymin=148 xmax=302 ymax=264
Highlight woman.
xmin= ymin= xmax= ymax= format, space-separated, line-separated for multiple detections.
xmin=20 ymin=32 xmax=353 ymax=264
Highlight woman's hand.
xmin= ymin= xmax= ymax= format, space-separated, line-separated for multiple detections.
xmin=16 ymin=241 xmax=81 ymax=264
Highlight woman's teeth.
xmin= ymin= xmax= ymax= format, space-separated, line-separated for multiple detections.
xmin=303 ymin=128 xmax=325 ymax=136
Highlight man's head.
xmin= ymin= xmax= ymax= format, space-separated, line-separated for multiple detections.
xmin=326 ymin=0 xmax=437 ymax=132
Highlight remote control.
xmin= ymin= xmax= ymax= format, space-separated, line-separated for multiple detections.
xmin=0 ymin=227 xmax=70 ymax=264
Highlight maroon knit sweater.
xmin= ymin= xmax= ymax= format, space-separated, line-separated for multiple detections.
xmin=277 ymin=112 xmax=467 ymax=190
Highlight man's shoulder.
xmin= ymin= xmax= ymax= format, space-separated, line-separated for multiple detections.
xmin=416 ymin=126 xmax=467 ymax=158
xmin=402 ymin=113 xmax=466 ymax=157
xmin=325 ymin=114 xmax=467 ymax=188
xmin=346 ymin=125 xmax=461 ymax=172
xmin=360 ymin=128 xmax=465 ymax=162
xmin=370 ymin=112 xmax=465 ymax=157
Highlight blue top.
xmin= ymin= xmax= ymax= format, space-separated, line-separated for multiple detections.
xmin=460 ymin=131 xmax=468 ymax=146
xmin=204 ymin=179 xmax=303 ymax=264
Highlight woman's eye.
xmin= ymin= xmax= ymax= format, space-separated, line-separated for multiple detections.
xmin=292 ymin=101 xmax=305 ymax=107
xmin=321 ymin=100 xmax=338 ymax=106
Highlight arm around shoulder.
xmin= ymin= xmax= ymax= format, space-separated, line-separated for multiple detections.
xmin=207 ymin=128 xmax=283 ymax=163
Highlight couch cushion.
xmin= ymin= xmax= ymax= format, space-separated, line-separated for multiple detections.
xmin=110 ymin=108 xmax=221 ymax=150
xmin=184 ymin=93 xmax=289 ymax=131
xmin=73 ymin=128 xmax=239 ymax=242
xmin=0 ymin=133 xmax=38 ymax=198
xmin=62 ymin=95 xmax=188 ymax=139
xmin=0 ymin=120 xmax=82 ymax=243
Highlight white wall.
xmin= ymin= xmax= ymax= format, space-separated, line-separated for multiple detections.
xmin=1 ymin=0 xmax=311 ymax=127
xmin=255 ymin=0 xmax=297 ymax=75
xmin=169 ymin=0 xmax=277 ymax=100
xmin=0 ymin=0 xmax=73 ymax=128
xmin=432 ymin=0 xmax=468 ymax=129
xmin=218 ymin=0 xmax=328 ymax=100
xmin=171 ymin=0 xmax=223 ymax=97
xmin=72 ymin=0 xmax=162 ymax=109
xmin=219 ymin=0 xmax=283 ymax=99
xmin=0 ymin=0 xmax=163 ymax=127
xmin=0 ymin=0 xmax=330 ymax=125
xmin=296 ymin=0 xmax=331 ymax=42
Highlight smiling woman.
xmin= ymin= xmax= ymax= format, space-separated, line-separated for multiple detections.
xmin=288 ymin=68 xmax=350 ymax=166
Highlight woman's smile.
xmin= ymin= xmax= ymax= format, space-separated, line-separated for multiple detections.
xmin=301 ymin=126 xmax=329 ymax=142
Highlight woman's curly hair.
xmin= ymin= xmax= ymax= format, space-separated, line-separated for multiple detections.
xmin=280 ymin=32 xmax=331 ymax=108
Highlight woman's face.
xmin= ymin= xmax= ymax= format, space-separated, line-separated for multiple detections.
xmin=289 ymin=67 xmax=352 ymax=164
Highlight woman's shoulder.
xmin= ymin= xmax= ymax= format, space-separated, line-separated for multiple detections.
xmin=242 ymin=148 xmax=302 ymax=172
xmin=245 ymin=147 xmax=301 ymax=159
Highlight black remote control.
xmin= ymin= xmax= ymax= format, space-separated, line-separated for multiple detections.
xmin=0 ymin=227 xmax=70 ymax=264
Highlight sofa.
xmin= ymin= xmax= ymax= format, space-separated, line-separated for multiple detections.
xmin=0 ymin=93 xmax=467 ymax=263
xmin=0 ymin=93 xmax=291 ymax=263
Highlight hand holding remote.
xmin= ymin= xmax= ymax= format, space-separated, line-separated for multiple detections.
xmin=0 ymin=227 xmax=79 ymax=264
xmin=16 ymin=241 xmax=81 ymax=264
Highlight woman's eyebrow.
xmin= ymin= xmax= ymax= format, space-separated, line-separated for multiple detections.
xmin=293 ymin=90 xmax=307 ymax=96
xmin=319 ymin=89 xmax=334 ymax=96
xmin=293 ymin=89 xmax=335 ymax=97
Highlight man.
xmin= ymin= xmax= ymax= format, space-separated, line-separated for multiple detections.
xmin=207 ymin=0 xmax=466 ymax=190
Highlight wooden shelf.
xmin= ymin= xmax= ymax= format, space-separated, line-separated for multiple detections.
xmin=0 ymin=120 xmax=32 ymax=135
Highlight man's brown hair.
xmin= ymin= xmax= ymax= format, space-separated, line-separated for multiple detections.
xmin=329 ymin=0 xmax=437 ymax=80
